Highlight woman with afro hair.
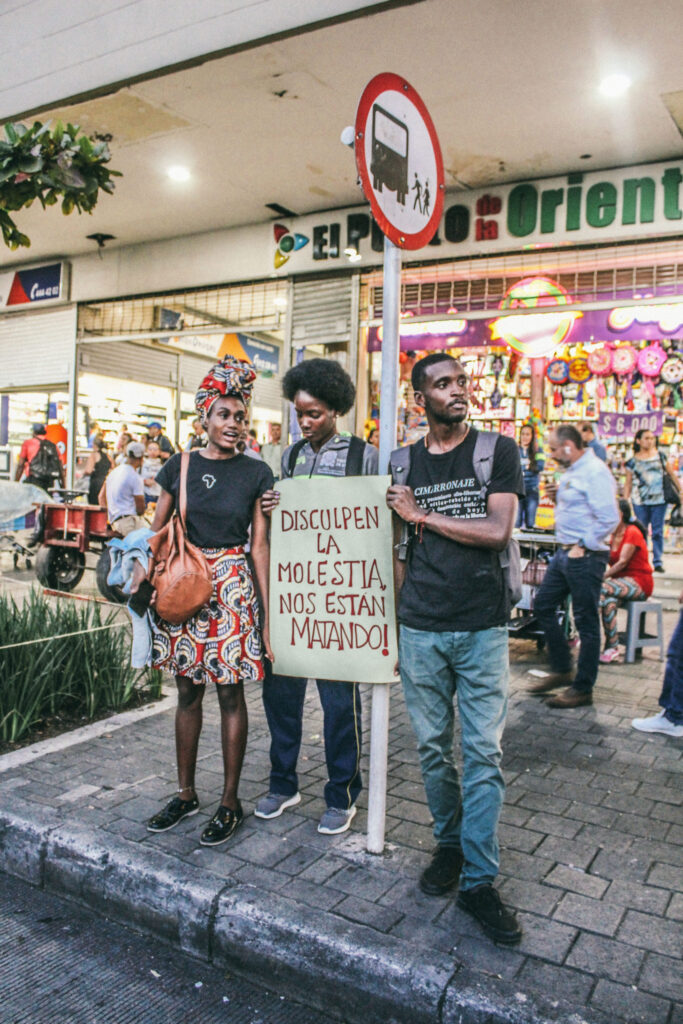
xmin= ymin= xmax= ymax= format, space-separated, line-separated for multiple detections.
xmin=256 ymin=357 xmax=378 ymax=835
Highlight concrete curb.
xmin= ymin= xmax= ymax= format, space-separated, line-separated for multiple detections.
xmin=0 ymin=799 xmax=609 ymax=1024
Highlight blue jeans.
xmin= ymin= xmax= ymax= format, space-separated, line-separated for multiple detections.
xmin=632 ymin=502 xmax=667 ymax=569
xmin=261 ymin=661 xmax=362 ymax=809
xmin=660 ymin=610 xmax=683 ymax=725
xmin=516 ymin=490 xmax=539 ymax=529
xmin=399 ymin=624 xmax=509 ymax=890
xmin=534 ymin=548 xmax=608 ymax=692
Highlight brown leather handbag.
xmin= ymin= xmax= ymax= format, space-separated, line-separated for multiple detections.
xmin=148 ymin=452 xmax=212 ymax=624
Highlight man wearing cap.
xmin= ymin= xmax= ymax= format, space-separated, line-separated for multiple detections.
xmin=147 ymin=422 xmax=175 ymax=461
xmin=99 ymin=442 xmax=146 ymax=536
xmin=15 ymin=423 xmax=65 ymax=490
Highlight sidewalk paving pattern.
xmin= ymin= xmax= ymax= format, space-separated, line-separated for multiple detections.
xmin=0 ymin=573 xmax=681 ymax=1024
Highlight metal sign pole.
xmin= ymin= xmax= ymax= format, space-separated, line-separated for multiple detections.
xmin=367 ymin=235 xmax=401 ymax=855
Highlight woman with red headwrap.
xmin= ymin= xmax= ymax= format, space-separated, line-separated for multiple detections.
xmin=146 ymin=356 xmax=274 ymax=847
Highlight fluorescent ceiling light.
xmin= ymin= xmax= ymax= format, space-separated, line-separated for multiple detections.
xmin=599 ymin=74 xmax=632 ymax=98
xmin=167 ymin=165 xmax=191 ymax=182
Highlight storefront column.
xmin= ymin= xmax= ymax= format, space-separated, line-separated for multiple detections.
xmin=66 ymin=341 xmax=79 ymax=488
xmin=530 ymin=357 xmax=546 ymax=420
xmin=174 ymin=353 xmax=182 ymax=449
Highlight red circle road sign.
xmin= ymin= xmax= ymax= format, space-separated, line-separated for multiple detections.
xmin=354 ymin=72 xmax=444 ymax=251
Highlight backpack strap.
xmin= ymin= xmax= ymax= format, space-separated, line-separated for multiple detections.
xmin=389 ymin=443 xmax=413 ymax=484
xmin=472 ymin=429 xmax=498 ymax=499
xmin=344 ymin=435 xmax=366 ymax=476
xmin=286 ymin=438 xmax=307 ymax=478
xmin=178 ymin=451 xmax=190 ymax=533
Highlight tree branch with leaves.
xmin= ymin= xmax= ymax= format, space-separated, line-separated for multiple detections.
xmin=0 ymin=120 xmax=122 ymax=249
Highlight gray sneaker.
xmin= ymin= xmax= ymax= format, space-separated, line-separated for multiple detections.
xmin=254 ymin=792 xmax=302 ymax=819
xmin=318 ymin=805 xmax=357 ymax=835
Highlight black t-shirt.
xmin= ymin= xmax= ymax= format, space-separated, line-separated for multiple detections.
xmin=156 ymin=452 xmax=273 ymax=548
xmin=398 ymin=429 xmax=524 ymax=632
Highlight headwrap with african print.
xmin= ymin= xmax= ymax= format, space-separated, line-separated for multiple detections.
xmin=195 ymin=355 xmax=257 ymax=421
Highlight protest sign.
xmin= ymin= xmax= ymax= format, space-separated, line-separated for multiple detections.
xmin=269 ymin=475 xmax=398 ymax=683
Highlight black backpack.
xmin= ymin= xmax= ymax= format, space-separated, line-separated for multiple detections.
xmin=29 ymin=439 xmax=62 ymax=486
xmin=286 ymin=435 xmax=366 ymax=477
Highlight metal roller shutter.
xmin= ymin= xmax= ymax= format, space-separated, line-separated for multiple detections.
xmin=0 ymin=305 xmax=76 ymax=389
xmin=78 ymin=340 xmax=178 ymax=386
xmin=292 ymin=276 xmax=353 ymax=368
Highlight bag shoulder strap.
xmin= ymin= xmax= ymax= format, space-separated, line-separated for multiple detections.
xmin=344 ymin=435 xmax=366 ymax=476
xmin=286 ymin=438 xmax=307 ymax=477
xmin=472 ymin=429 xmax=498 ymax=495
xmin=389 ymin=443 xmax=413 ymax=484
xmin=179 ymin=451 xmax=190 ymax=532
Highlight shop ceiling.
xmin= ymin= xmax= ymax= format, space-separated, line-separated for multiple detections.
xmin=4 ymin=0 xmax=683 ymax=267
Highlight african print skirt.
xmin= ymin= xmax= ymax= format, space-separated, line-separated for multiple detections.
xmin=151 ymin=546 xmax=264 ymax=686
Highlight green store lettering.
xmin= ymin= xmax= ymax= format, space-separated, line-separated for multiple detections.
xmin=308 ymin=165 xmax=683 ymax=259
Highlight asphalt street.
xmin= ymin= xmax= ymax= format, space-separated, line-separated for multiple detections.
xmin=0 ymin=872 xmax=335 ymax=1024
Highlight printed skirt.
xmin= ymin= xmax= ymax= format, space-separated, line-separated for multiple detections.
xmin=151 ymin=546 xmax=264 ymax=686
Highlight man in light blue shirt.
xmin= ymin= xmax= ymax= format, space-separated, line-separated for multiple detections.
xmin=529 ymin=425 xmax=619 ymax=709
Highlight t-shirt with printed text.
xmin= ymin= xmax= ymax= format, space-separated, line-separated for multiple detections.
xmin=399 ymin=428 xmax=524 ymax=632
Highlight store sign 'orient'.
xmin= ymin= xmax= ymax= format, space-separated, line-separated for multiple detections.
xmin=354 ymin=72 xmax=444 ymax=250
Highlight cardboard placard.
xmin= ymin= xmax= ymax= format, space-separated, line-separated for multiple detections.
xmin=269 ymin=475 xmax=398 ymax=682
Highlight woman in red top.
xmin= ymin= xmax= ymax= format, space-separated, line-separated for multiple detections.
xmin=599 ymin=499 xmax=654 ymax=663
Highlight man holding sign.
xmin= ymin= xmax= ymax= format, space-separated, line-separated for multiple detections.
xmin=387 ymin=353 xmax=524 ymax=946
xmin=257 ymin=359 xmax=378 ymax=835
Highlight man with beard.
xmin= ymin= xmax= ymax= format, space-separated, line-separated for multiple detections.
xmin=387 ymin=352 xmax=524 ymax=945
xmin=529 ymin=425 xmax=618 ymax=708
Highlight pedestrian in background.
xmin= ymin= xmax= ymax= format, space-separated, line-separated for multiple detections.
xmin=146 ymin=356 xmax=273 ymax=847
xmin=516 ymin=422 xmax=544 ymax=529
xmin=146 ymin=421 xmax=175 ymax=461
xmin=81 ymin=437 xmax=112 ymax=506
xmin=15 ymin=423 xmax=65 ymax=492
xmin=141 ymin=440 xmax=163 ymax=507
xmin=387 ymin=352 xmax=524 ymax=946
xmin=185 ymin=418 xmax=207 ymax=451
xmin=99 ymin=441 xmax=146 ymax=536
xmin=259 ymin=422 xmax=282 ymax=479
xmin=257 ymin=358 xmax=377 ymax=836
xmin=632 ymin=586 xmax=683 ymax=737
xmin=624 ymin=428 xmax=681 ymax=573
xmin=579 ymin=422 xmax=607 ymax=462
xmin=530 ymin=425 xmax=619 ymax=708
xmin=599 ymin=499 xmax=653 ymax=664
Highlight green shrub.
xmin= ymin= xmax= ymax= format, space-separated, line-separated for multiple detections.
xmin=0 ymin=589 xmax=162 ymax=744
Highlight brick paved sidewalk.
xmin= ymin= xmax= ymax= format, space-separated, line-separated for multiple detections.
xmin=0 ymin=586 xmax=681 ymax=1023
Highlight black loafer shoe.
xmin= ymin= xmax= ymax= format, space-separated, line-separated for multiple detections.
xmin=419 ymin=845 xmax=464 ymax=895
xmin=457 ymin=884 xmax=522 ymax=945
xmin=199 ymin=801 xmax=244 ymax=847
xmin=147 ymin=794 xmax=199 ymax=833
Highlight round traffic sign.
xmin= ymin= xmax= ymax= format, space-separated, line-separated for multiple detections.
xmin=354 ymin=72 xmax=444 ymax=250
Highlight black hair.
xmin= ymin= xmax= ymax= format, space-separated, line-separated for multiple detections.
xmin=618 ymin=498 xmax=648 ymax=539
xmin=519 ymin=422 xmax=540 ymax=472
xmin=411 ymin=352 xmax=459 ymax=393
xmin=282 ymin=358 xmax=355 ymax=415
xmin=633 ymin=427 xmax=657 ymax=454
xmin=554 ymin=424 xmax=584 ymax=449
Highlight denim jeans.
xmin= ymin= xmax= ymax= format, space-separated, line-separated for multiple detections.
xmin=261 ymin=661 xmax=362 ymax=809
xmin=516 ymin=490 xmax=539 ymax=529
xmin=534 ymin=548 xmax=609 ymax=692
xmin=661 ymin=610 xmax=683 ymax=725
xmin=399 ymin=624 xmax=509 ymax=890
xmin=632 ymin=502 xmax=667 ymax=569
